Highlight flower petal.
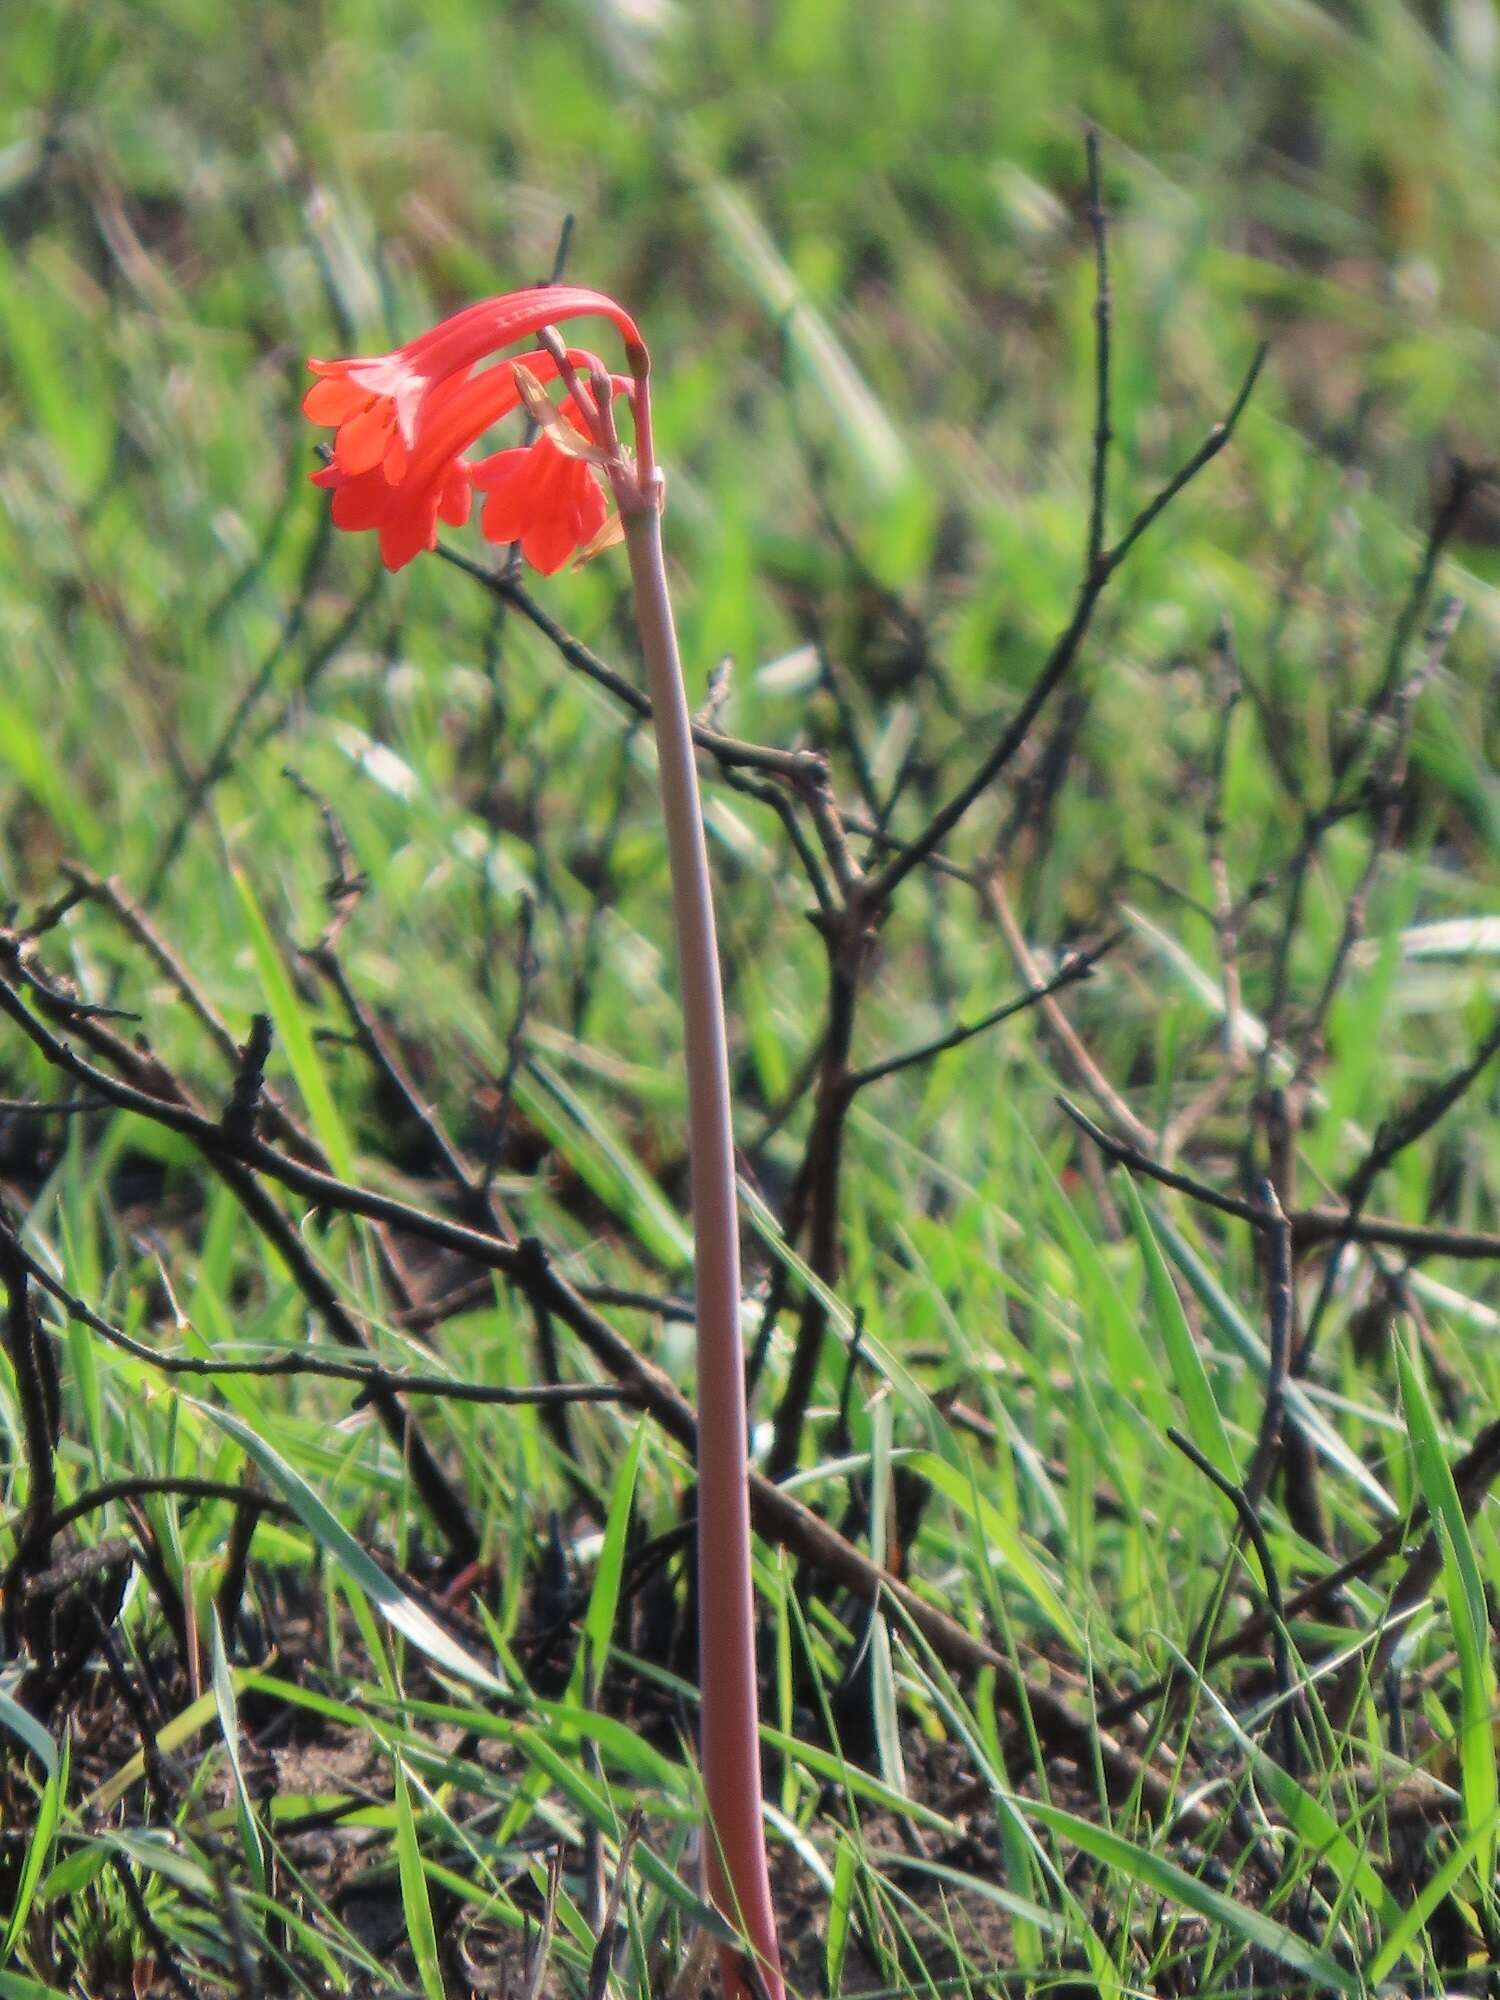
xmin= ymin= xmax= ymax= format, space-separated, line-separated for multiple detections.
xmin=571 ymin=469 xmax=608 ymax=543
xmin=382 ymin=429 xmax=409 ymax=483
xmin=303 ymin=376 xmax=370 ymax=424
xmin=523 ymin=511 xmax=577 ymax=575
xmin=438 ymin=462 xmax=473 ymax=528
xmin=391 ymin=369 xmax=432 ymax=445
xmin=328 ymin=469 xmax=396 ymax=532
xmin=478 ymin=483 xmax=529 ymax=545
xmin=474 ymin=433 xmax=614 ymax=573
xmin=470 ymin=446 xmax=530 ymax=494
xmin=378 ymin=497 xmax=439 ymax=571
xmin=336 ymin=402 xmax=396 ymax=476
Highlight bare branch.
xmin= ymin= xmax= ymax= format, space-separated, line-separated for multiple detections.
xmin=845 ymin=932 xmax=1120 ymax=1096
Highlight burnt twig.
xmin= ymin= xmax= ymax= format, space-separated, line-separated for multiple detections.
xmin=0 ymin=939 xmax=1217 ymax=1841
xmin=843 ymin=932 xmax=1121 ymax=1095
xmin=221 ymin=1012 xmax=274 ymax=1147
xmin=865 ymin=340 xmax=1267 ymax=907
xmin=0 ymin=1227 xmax=59 ymax=1658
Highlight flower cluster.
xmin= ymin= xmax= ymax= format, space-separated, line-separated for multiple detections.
xmin=302 ymin=287 xmax=646 ymax=574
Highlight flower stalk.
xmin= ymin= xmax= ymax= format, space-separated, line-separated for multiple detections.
xmin=620 ymin=489 xmax=785 ymax=2000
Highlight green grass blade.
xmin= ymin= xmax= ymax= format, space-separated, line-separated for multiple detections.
xmin=1395 ymin=1330 xmax=1499 ymax=1882
xmin=1152 ymin=1201 xmax=1396 ymax=1515
xmin=393 ymin=1758 xmax=445 ymax=2000
xmin=2 ymin=1731 xmax=66 ymax=1962
xmin=233 ymin=868 xmax=354 ymax=1180
xmin=1121 ymin=1173 xmax=1236 ymax=1480
xmin=0 ymin=1975 xmax=76 ymax=2000
xmin=0 ymin=1695 xmax=58 ymax=1781
xmin=196 ymin=1399 xmax=507 ymax=1695
xmin=904 ymin=1450 xmax=1082 ymax=1650
xmin=825 ymin=1832 xmax=857 ymax=1995
xmin=1368 ymin=1806 xmax=1500 ymax=1984
xmin=1025 ymin=1798 xmax=1360 ymax=1994
xmin=583 ymin=1418 xmax=646 ymax=1697
xmin=209 ymin=1607 xmax=267 ymax=1897
xmin=1029 ymin=1129 xmax=1173 ymax=1436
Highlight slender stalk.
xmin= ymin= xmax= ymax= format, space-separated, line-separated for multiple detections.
xmin=621 ymin=498 xmax=784 ymax=2000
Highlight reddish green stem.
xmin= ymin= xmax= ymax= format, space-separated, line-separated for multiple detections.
xmin=621 ymin=493 xmax=784 ymax=2000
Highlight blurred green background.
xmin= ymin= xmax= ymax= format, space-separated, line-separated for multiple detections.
xmin=4 ymin=0 xmax=1499 ymax=995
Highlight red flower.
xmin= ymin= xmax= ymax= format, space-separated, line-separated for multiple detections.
xmin=303 ymin=287 xmax=644 ymax=486
xmin=302 ymin=369 xmax=412 ymax=481
xmin=472 ymin=415 xmax=611 ymax=575
xmin=302 ymin=280 xmax=790 ymax=2000
xmin=309 ymin=348 xmax=620 ymax=571
xmin=310 ymin=446 xmax=475 ymax=572
xmin=304 ymin=284 xmax=648 ymax=573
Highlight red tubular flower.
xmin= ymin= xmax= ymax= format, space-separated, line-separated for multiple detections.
xmin=309 ymin=348 xmax=619 ymax=571
xmin=472 ymin=416 xmax=610 ymax=575
xmin=304 ymin=286 xmax=644 ymax=485
xmin=310 ymin=447 xmax=476 ymax=572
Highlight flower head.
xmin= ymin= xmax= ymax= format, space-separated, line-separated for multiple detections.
xmin=302 ymin=368 xmax=413 ymax=480
xmin=303 ymin=287 xmax=650 ymax=572
xmin=308 ymin=347 xmax=628 ymax=571
xmin=304 ymin=287 xmax=644 ymax=477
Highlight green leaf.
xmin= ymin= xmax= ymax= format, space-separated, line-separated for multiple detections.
xmin=1025 ymin=1799 xmax=1360 ymax=1994
xmin=1030 ymin=1130 xmax=1173 ymax=1436
xmin=825 ymin=1834 xmax=857 ymax=1995
xmin=1151 ymin=1201 xmax=1396 ymax=1516
xmin=393 ymin=1759 xmax=444 ymax=2000
xmin=867 ymin=1396 xmax=907 ymax=1800
xmin=3 ymin=1731 xmax=67 ymax=1961
xmin=195 ymin=1400 xmax=507 ymax=1695
xmin=1121 ymin=1174 xmax=1235 ymax=1480
xmin=1396 ymin=1331 xmax=1499 ymax=1879
xmin=209 ymin=1608 xmax=266 ymax=1896
xmin=754 ymin=1726 xmax=952 ymax=1833
xmin=737 ymin=1175 xmax=927 ymax=1411
xmin=102 ymin=1830 xmax=214 ymax=1898
xmin=583 ymin=1419 xmax=646 ymax=1697
xmin=233 ymin=868 xmax=353 ymax=1180
xmin=522 ymin=1058 xmax=690 ymax=1267
xmin=0 ymin=1693 xmax=58 ymax=1780
xmin=0 ymin=1974 xmax=76 ymax=2000
xmin=1369 ymin=1806 xmax=1500 ymax=1984
xmin=903 ymin=1450 xmax=1081 ymax=1650
xmin=1209 ymin=1691 xmax=1404 ymax=1944
xmin=511 ymin=1727 xmax=736 ymax=1942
